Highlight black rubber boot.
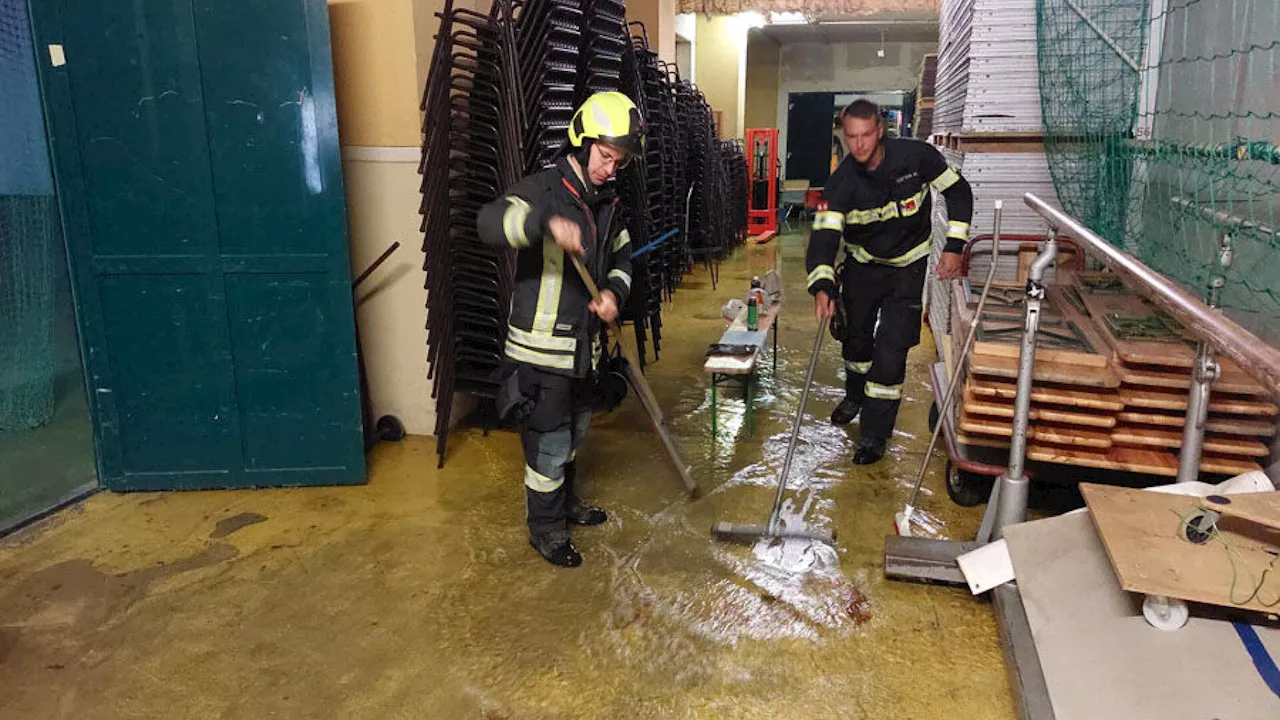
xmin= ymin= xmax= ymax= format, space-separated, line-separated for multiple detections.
xmin=529 ymin=530 xmax=582 ymax=567
xmin=567 ymin=499 xmax=607 ymax=526
xmin=563 ymin=461 xmax=607 ymax=526
xmin=853 ymin=437 xmax=887 ymax=466
xmin=831 ymin=397 xmax=863 ymax=426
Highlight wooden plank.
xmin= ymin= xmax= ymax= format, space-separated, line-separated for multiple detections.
xmin=1116 ymin=409 xmax=1278 ymax=437
xmin=1027 ymin=444 xmax=1179 ymax=476
xmin=1117 ymin=386 xmax=1279 ymax=416
xmin=1079 ymin=290 xmax=1197 ymax=368
xmin=963 ymin=387 xmax=1117 ymax=429
xmin=969 ymin=353 xmax=1121 ymax=388
xmin=1109 ymin=425 xmax=1271 ymax=457
xmin=971 ymin=341 xmax=1107 ymax=369
xmin=703 ymin=302 xmax=780 ymax=376
xmin=969 ymin=376 xmax=1125 ymax=411
xmin=958 ymin=412 xmax=1113 ymax=449
xmin=1045 ymin=285 xmax=1115 ymax=367
xmin=1115 ymin=363 xmax=1269 ymax=396
xmin=1080 ymin=483 xmax=1280 ymax=615
xmin=1199 ymin=454 xmax=1265 ymax=476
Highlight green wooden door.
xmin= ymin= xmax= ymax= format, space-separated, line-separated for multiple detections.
xmin=29 ymin=0 xmax=365 ymax=490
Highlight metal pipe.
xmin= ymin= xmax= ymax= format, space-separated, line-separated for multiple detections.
xmin=1177 ymin=343 xmax=1218 ymax=484
xmin=993 ymin=232 xmax=1056 ymax=539
xmin=1171 ymin=195 xmax=1279 ymax=241
xmin=1024 ymin=193 xmax=1280 ymax=393
xmin=766 ymin=316 xmax=828 ymax=535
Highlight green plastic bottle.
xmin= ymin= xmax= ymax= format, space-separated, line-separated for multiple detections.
xmin=747 ymin=297 xmax=758 ymax=331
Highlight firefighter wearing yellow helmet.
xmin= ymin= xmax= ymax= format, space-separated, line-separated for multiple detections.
xmin=476 ymin=92 xmax=647 ymax=568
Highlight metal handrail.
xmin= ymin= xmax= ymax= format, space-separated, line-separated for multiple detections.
xmin=1023 ymin=192 xmax=1280 ymax=394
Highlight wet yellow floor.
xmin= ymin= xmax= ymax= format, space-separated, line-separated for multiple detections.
xmin=0 ymin=235 xmax=1012 ymax=719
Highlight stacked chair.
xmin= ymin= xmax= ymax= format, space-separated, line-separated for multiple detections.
xmin=419 ymin=0 xmax=748 ymax=466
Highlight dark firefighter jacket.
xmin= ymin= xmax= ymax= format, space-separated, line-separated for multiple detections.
xmin=477 ymin=157 xmax=633 ymax=377
xmin=805 ymin=138 xmax=974 ymax=297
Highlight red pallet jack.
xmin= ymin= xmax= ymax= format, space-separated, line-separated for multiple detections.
xmin=745 ymin=127 xmax=778 ymax=244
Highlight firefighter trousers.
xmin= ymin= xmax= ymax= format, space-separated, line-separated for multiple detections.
xmin=516 ymin=365 xmax=594 ymax=536
xmin=838 ymin=258 xmax=927 ymax=444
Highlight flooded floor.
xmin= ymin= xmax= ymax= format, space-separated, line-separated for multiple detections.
xmin=0 ymin=235 xmax=1013 ymax=719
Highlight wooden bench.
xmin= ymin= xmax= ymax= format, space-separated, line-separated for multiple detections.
xmin=703 ymin=301 xmax=781 ymax=437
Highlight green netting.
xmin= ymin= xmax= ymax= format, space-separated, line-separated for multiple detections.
xmin=1037 ymin=0 xmax=1280 ymax=345
xmin=2 ymin=0 xmax=58 ymax=431
xmin=0 ymin=196 xmax=56 ymax=430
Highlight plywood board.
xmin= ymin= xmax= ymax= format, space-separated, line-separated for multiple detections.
xmin=1004 ymin=511 xmax=1280 ymax=720
xmin=1118 ymin=386 xmax=1279 ymax=416
xmin=969 ymin=352 xmax=1121 ymax=388
xmin=1080 ymin=483 xmax=1280 ymax=615
xmin=963 ymin=388 xmax=1116 ymax=429
xmin=1116 ymin=409 xmax=1278 ymax=437
xmin=1110 ymin=425 xmax=1271 ymax=457
xmin=969 ymin=376 xmax=1124 ymax=411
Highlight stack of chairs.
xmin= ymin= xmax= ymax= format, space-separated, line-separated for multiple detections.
xmin=513 ymin=0 xmax=581 ymax=172
xmin=418 ymin=0 xmax=749 ymax=466
xmin=419 ymin=0 xmax=523 ymax=466
xmin=576 ymin=0 xmax=627 ymax=102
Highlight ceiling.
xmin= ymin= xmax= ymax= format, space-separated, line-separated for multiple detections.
xmin=756 ymin=18 xmax=939 ymax=44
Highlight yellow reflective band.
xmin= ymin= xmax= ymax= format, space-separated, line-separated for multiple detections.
xmin=947 ymin=220 xmax=970 ymax=240
xmin=813 ymin=210 xmax=845 ymax=231
xmin=930 ymin=167 xmax=961 ymax=192
xmin=503 ymin=197 xmax=533 ymax=248
xmin=524 ymin=465 xmax=564 ymax=493
xmin=845 ymin=360 xmax=873 ymax=374
xmin=864 ymin=382 xmax=903 ymax=400
xmin=847 ymin=237 xmax=933 ymax=267
xmin=612 ymin=229 xmax=631 ymax=252
xmin=533 ymin=241 xmax=563 ymax=334
xmin=608 ymin=268 xmax=632 ymax=289
xmin=507 ymin=324 xmax=575 ymax=352
xmin=844 ymin=187 xmax=928 ymax=225
xmin=807 ymin=265 xmax=836 ymax=288
xmin=505 ymin=341 xmax=574 ymax=370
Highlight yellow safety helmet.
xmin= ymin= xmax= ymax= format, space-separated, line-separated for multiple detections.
xmin=568 ymin=91 xmax=646 ymax=158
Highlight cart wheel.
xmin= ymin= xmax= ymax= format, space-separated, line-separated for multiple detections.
xmin=945 ymin=460 xmax=994 ymax=508
xmin=376 ymin=415 xmax=406 ymax=442
xmin=928 ymin=402 xmax=940 ymax=433
xmin=1142 ymin=594 xmax=1188 ymax=631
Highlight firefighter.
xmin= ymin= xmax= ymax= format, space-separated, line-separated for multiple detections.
xmin=476 ymin=91 xmax=644 ymax=568
xmin=806 ymin=100 xmax=973 ymax=466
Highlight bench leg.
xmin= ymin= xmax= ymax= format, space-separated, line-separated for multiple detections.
xmin=746 ymin=374 xmax=755 ymax=438
xmin=710 ymin=378 xmax=718 ymax=438
xmin=772 ymin=319 xmax=779 ymax=375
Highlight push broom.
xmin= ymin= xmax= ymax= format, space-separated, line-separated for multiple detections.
xmin=712 ymin=315 xmax=837 ymax=545
xmin=895 ymin=201 xmax=1004 ymax=537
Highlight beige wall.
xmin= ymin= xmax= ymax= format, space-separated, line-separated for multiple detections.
xmin=328 ymin=0 xmax=422 ymax=147
xmin=694 ymin=14 xmax=748 ymax=139
xmin=328 ymin=0 xmax=437 ymax=435
xmin=744 ymin=31 xmax=780 ymax=131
